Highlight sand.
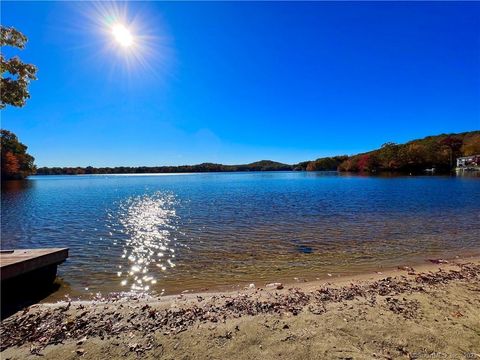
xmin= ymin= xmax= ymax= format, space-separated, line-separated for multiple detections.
xmin=1 ymin=257 xmax=480 ymax=359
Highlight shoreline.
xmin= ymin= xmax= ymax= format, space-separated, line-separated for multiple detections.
xmin=47 ymin=250 xmax=480 ymax=302
xmin=25 ymin=169 xmax=480 ymax=178
xmin=52 ymin=253 xmax=480 ymax=306
xmin=2 ymin=256 xmax=479 ymax=359
xmin=133 ymin=252 xmax=480 ymax=302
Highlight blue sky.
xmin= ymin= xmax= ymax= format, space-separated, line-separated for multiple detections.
xmin=2 ymin=1 xmax=479 ymax=167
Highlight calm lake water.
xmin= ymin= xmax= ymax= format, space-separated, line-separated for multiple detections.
xmin=1 ymin=172 xmax=480 ymax=298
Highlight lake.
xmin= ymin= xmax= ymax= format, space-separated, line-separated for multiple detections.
xmin=1 ymin=172 xmax=479 ymax=299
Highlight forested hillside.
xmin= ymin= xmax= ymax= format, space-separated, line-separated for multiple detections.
xmin=34 ymin=131 xmax=480 ymax=176
xmin=336 ymin=131 xmax=480 ymax=173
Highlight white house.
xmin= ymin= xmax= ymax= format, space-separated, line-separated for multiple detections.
xmin=456 ymin=155 xmax=480 ymax=168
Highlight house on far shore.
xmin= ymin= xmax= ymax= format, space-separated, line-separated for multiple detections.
xmin=456 ymin=155 xmax=480 ymax=170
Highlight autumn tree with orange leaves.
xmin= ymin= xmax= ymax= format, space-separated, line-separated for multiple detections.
xmin=1 ymin=130 xmax=35 ymax=179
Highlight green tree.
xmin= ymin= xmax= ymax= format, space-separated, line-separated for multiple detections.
xmin=1 ymin=26 xmax=37 ymax=179
xmin=1 ymin=26 xmax=38 ymax=108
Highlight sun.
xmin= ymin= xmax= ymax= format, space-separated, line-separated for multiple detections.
xmin=111 ymin=24 xmax=133 ymax=47
xmin=77 ymin=2 xmax=171 ymax=74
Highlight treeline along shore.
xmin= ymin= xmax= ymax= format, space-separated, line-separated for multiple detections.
xmin=35 ymin=131 xmax=480 ymax=176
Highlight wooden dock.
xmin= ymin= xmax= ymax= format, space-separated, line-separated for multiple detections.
xmin=0 ymin=248 xmax=69 ymax=281
xmin=1 ymin=248 xmax=69 ymax=319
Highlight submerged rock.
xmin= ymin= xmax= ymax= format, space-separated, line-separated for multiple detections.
xmin=297 ymin=245 xmax=313 ymax=254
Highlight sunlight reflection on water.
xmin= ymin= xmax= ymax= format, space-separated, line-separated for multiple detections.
xmin=108 ymin=191 xmax=178 ymax=293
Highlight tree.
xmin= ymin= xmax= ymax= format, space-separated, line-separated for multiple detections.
xmin=1 ymin=130 xmax=35 ymax=179
xmin=1 ymin=26 xmax=38 ymax=109
xmin=462 ymin=133 xmax=480 ymax=156
xmin=378 ymin=142 xmax=400 ymax=169
xmin=2 ymin=151 xmax=20 ymax=177
xmin=1 ymin=26 xmax=37 ymax=179
xmin=440 ymin=136 xmax=463 ymax=169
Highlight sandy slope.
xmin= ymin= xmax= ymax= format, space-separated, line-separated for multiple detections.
xmin=1 ymin=258 xmax=480 ymax=359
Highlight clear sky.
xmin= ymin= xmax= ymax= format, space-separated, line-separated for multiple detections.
xmin=2 ymin=1 xmax=479 ymax=167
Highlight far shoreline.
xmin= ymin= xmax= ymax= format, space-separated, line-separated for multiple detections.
xmin=19 ymin=169 xmax=480 ymax=179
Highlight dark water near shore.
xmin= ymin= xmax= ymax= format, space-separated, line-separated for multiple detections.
xmin=2 ymin=172 xmax=480 ymax=298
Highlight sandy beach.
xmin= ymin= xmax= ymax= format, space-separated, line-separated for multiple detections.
xmin=1 ymin=257 xmax=479 ymax=359
xmin=3 ymin=1 xmax=480 ymax=359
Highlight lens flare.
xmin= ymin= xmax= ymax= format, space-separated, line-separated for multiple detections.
xmin=111 ymin=24 xmax=133 ymax=47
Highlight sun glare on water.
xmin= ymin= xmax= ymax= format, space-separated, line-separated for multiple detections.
xmin=112 ymin=23 xmax=133 ymax=47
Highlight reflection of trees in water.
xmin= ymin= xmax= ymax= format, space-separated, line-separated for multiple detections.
xmin=1 ymin=179 xmax=35 ymax=193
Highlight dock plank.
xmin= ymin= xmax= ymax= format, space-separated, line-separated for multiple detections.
xmin=0 ymin=248 xmax=69 ymax=281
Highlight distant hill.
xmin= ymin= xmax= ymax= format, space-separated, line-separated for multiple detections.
xmin=35 ymin=131 xmax=480 ymax=175
xmin=35 ymin=160 xmax=293 ymax=175
xmin=301 ymin=131 xmax=480 ymax=173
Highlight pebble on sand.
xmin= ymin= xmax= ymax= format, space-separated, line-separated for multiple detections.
xmin=266 ymin=282 xmax=284 ymax=290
